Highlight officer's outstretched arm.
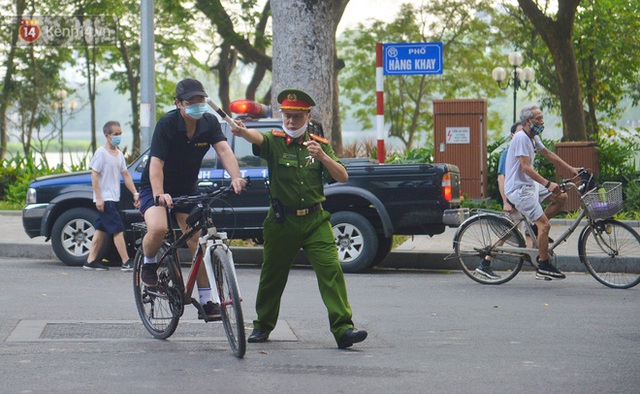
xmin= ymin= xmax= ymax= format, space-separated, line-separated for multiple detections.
xmin=231 ymin=120 xmax=264 ymax=147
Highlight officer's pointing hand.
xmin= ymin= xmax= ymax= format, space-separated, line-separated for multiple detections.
xmin=231 ymin=119 xmax=246 ymax=136
xmin=303 ymin=140 xmax=324 ymax=160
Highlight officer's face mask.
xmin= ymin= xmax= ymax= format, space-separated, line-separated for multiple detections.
xmin=185 ymin=103 xmax=208 ymax=119
xmin=282 ymin=122 xmax=308 ymax=139
xmin=282 ymin=112 xmax=309 ymax=139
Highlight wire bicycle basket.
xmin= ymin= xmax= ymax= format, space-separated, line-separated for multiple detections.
xmin=581 ymin=182 xmax=624 ymax=220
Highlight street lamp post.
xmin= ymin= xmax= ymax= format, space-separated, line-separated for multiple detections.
xmin=52 ymin=90 xmax=78 ymax=168
xmin=491 ymin=51 xmax=535 ymax=123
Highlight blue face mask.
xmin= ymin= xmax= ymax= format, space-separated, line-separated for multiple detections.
xmin=111 ymin=135 xmax=122 ymax=147
xmin=185 ymin=103 xmax=208 ymax=119
xmin=530 ymin=124 xmax=544 ymax=136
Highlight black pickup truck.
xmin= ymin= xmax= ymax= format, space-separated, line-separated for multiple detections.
xmin=22 ymin=118 xmax=466 ymax=272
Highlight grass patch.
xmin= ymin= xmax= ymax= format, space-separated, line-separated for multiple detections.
xmin=0 ymin=201 xmax=23 ymax=210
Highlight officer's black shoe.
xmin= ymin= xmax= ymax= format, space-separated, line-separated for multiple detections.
xmin=337 ymin=328 xmax=368 ymax=349
xmin=248 ymin=329 xmax=270 ymax=343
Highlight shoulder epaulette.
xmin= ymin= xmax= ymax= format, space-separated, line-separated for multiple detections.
xmin=271 ymin=130 xmax=286 ymax=137
xmin=309 ymin=134 xmax=329 ymax=144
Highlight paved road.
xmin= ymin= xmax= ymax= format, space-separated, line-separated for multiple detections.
xmin=0 ymin=256 xmax=638 ymax=393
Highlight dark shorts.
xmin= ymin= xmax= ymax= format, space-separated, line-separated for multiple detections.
xmin=95 ymin=201 xmax=125 ymax=234
xmin=138 ymin=186 xmax=198 ymax=216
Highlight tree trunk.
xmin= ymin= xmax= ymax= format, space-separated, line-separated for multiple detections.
xmin=519 ymin=0 xmax=587 ymax=141
xmin=271 ymin=0 xmax=348 ymax=144
xmin=331 ymin=56 xmax=344 ymax=155
xmin=123 ymin=49 xmax=140 ymax=157
xmin=0 ymin=0 xmax=26 ymax=161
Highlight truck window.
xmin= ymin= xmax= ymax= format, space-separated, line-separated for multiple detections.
xmin=234 ymin=133 xmax=267 ymax=168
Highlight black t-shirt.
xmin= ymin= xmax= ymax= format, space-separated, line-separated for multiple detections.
xmin=139 ymin=109 xmax=226 ymax=196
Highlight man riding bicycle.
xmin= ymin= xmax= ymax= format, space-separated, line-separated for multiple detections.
xmin=137 ymin=78 xmax=246 ymax=319
xmin=502 ymin=105 xmax=580 ymax=280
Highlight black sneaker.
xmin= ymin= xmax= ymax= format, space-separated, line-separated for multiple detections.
xmin=83 ymin=260 xmax=109 ymax=270
xmin=198 ymin=301 xmax=222 ymax=321
xmin=141 ymin=263 xmax=159 ymax=287
xmin=475 ymin=263 xmax=501 ymax=279
xmin=121 ymin=259 xmax=134 ymax=272
xmin=536 ymin=259 xmax=565 ymax=280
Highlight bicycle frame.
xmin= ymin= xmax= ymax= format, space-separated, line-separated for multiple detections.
xmin=198 ymin=228 xmax=241 ymax=306
xmin=485 ymin=181 xmax=590 ymax=266
xmin=490 ymin=209 xmax=589 ymax=266
xmin=157 ymin=205 xmax=238 ymax=311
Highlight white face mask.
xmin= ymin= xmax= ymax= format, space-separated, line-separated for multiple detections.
xmin=282 ymin=122 xmax=308 ymax=139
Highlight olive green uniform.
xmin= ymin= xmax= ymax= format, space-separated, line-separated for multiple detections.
xmin=252 ymin=130 xmax=354 ymax=343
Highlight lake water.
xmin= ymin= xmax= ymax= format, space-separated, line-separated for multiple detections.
xmin=8 ymin=130 xmax=404 ymax=171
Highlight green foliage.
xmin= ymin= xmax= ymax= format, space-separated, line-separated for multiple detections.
xmin=597 ymin=126 xmax=639 ymax=185
xmin=623 ymin=175 xmax=640 ymax=213
xmin=338 ymin=0 xmax=501 ymax=151
xmin=493 ymin=0 xmax=640 ymax=139
xmin=460 ymin=195 xmax=502 ymax=211
xmin=486 ymin=136 xmax=509 ymax=202
xmin=0 ymin=153 xmax=65 ymax=205
xmin=385 ymin=145 xmax=434 ymax=164
xmin=534 ymin=136 xmax=558 ymax=181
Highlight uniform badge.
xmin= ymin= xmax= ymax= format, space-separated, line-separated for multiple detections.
xmin=287 ymin=93 xmax=297 ymax=102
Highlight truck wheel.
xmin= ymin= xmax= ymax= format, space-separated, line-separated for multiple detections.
xmin=331 ymin=211 xmax=378 ymax=273
xmin=51 ymin=207 xmax=98 ymax=266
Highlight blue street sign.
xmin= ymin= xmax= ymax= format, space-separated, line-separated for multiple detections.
xmin=383 ymin=42 xmax=443 ymax=75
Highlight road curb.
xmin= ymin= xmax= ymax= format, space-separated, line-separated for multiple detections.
xmin=0 ymin=241 xmax=614 ymax=273
xmin=1 ymin=242 xmax=57 ymax=260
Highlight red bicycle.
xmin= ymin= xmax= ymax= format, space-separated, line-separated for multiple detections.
xmin=132 ymin=183 xmax=247 ymax=357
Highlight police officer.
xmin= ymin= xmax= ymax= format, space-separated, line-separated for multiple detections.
xmin=231 ymin=89 xmax=367 ymax=349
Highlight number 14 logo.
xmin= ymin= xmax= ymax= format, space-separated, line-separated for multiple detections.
xmin=19 ymin=19 xmax=41 ymax=43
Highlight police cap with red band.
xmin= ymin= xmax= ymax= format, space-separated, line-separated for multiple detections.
xmin=277 ymin=89 xmax=316 ymax=111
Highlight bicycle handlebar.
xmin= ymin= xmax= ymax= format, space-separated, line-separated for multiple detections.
xmin=169 ymin=177 xmax=251 ymax=207
xmin=559 ymin=168 xmax=596 ymax=196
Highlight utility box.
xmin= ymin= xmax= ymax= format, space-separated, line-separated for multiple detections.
xmin=554 ymin=141 xmax=600 ymax=211
xmin=433 ymin=99 xmax=488 ymax=199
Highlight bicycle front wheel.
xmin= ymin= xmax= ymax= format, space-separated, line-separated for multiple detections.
xmin=211 ymin=248 xmax=246 ymax=358
xmin=133 ymin=245 xmax=183 ymax=339
xmin=454 ymin=214 xmax=526 ymax=285
xmin=579 ymin=219 xmax=640 ymax=289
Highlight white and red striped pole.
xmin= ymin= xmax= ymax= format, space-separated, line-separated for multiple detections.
xmin=375 ymin=42 xmax=385 ymax=164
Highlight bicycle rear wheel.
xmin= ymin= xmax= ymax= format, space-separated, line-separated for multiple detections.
xmin=133 ymin=245 xmax=183 ymax=339
xmin=211 ymin=247 xmax=246 ymax=358
xmin=454 ymin=214 xmax=526 ymax=285
xmin=579 ymin=219 xmax=640 ymax=289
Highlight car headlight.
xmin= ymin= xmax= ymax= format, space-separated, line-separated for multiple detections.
xmin=27 ymin=188 xmax=37 ymax=204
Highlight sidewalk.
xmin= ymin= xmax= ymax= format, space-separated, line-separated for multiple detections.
xmin=1 ymin=210 xmax=638 ymax=271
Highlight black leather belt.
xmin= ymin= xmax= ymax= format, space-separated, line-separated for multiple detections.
xmin=284 ymin=203 xmax=323 ymax=216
